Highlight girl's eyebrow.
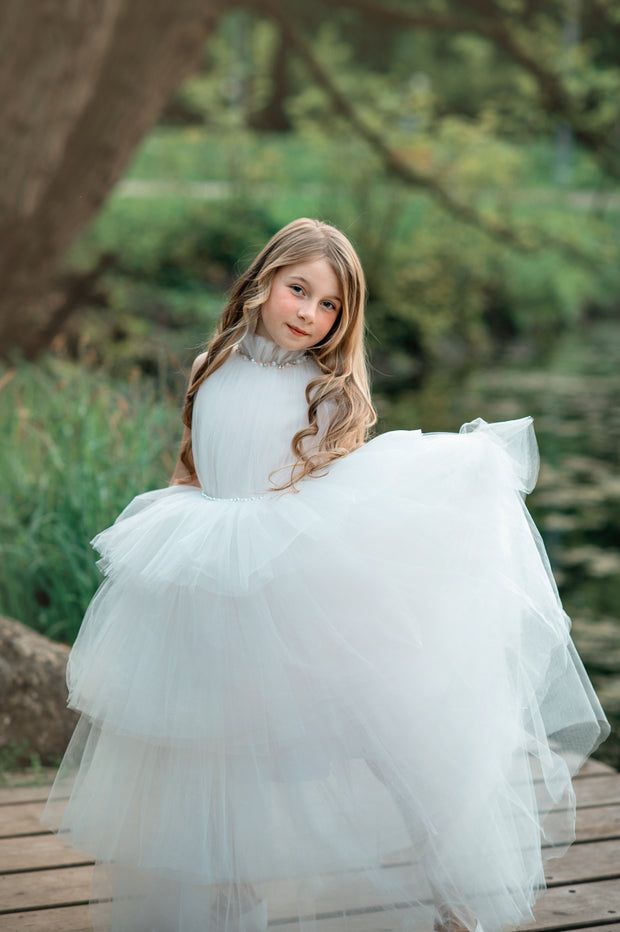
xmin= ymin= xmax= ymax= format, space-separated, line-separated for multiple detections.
xmin=290 ymin=275 xmax=342 ymax=304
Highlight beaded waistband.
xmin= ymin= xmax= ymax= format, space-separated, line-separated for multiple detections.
xmin=201 ymin=490 xmax=264 ymax=503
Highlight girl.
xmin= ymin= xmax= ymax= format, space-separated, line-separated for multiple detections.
xmin=44 ymin=218 xmax=609 ymax=932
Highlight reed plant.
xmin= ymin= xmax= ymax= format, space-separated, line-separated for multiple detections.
xmin=0 ymin=359 xmax=180 ymax=643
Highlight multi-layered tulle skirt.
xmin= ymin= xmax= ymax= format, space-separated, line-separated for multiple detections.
xmin=43 ymin=418 xmax=609 ymax=931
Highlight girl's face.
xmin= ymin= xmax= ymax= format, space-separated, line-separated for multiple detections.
xmin=256 ymin=258 xmax=343 ymax=351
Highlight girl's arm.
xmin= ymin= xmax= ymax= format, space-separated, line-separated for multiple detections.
xmin=169 ymin=352 xmax=206 ymax=487
xmin=169 ymin=425 xmax=198 ymax=487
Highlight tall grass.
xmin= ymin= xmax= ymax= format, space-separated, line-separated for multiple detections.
xmin=0 ymin=360 xmax=181 ymax=643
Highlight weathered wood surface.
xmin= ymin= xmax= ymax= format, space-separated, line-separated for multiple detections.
xmin=0 ymin=833 xmax=91 ymax=873
xmin=1 ymin=758 xmax=619 ymax=931
xmin=1 ymin=906 xmax=92 ymax=932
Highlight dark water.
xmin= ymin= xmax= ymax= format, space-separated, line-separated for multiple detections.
xmin=378 ymin=320 xmax=620 ymax=767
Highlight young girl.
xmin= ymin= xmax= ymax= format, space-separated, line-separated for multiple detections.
xmin=44 ymin=218 xmax=609 ymax=932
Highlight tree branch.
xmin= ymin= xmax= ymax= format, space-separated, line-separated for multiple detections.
xmin=269 ymin=4 xmax=592 ymax=261
xmin=321 ymin=0 xmax=620 ymax=180
xmin=313 ymin=0 xmax=481 ymax=34
xmin=588 ymin=0 xmax=620 ymax=44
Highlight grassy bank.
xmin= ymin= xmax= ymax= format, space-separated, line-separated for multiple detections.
xmin=0 ymin=360 xmax=181 ymax=644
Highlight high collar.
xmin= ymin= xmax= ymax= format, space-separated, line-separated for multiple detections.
xmin=238 ymin=330 xmax=309 ymax=367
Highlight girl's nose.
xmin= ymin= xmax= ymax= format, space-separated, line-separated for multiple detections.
xmin=298 ymin=301 xmax=317 ymax=320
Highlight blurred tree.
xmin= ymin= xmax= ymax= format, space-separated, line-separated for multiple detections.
xmin=0 ymin=0 xmax=618 ymax=360
xmin=0 ymin=0 xmax=224 ymax=360
xmin=248 ymin=25 xmax=293 ymax=131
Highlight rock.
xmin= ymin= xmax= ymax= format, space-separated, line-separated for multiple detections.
xmin=0 ymin=616 xmax=77 ymax=766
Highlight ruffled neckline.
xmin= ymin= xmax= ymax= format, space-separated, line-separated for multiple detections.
xmin=238 ymin=331 xmax=309 ymax=368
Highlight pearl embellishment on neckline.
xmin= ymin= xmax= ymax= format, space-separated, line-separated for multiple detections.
xmin=236 ymin=346 xmax=308 ymax=369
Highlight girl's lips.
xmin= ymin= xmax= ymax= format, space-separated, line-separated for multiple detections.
xmin=287 ymin=324 xmax=309 ymax=336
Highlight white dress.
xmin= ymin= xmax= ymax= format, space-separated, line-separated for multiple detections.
xmin=43 ymin=331 xmax=609 ymax=932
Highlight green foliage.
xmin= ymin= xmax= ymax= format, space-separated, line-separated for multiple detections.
xmin=0 ymin=743 xmax=55 ymax=785
xmin=49 ymin=7 xmax=620 ymax=453
xmin=121 ymin=13 xmax=619 ymax=381
xmin=0 ymin=361 xmax=180 ymax=643
xmin=90 ymin=197 xmax=278 ymax=290
xmin=69 ymin=197 xmax=282 ymax=380
xmin=0 ymin=741 xmax=30 ymax=775
xmin=163 ymin=12 xmax=286 ymax=132
xmin=69 ymin=121 xmax=620 ymax=389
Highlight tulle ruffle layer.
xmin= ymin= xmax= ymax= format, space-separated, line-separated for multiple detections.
xmin=43 ymin=418 xmax=609 ymax=931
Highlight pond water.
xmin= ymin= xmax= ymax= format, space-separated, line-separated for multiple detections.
xmin=378 ymin=320 xmax=620 ymax=767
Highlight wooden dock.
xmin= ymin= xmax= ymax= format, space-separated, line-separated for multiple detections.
xmin=1 ymin=758 xmax=620 ymax=931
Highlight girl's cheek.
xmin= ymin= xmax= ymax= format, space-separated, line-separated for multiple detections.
xmin=282 ymin=291 xmax=300 ymax=311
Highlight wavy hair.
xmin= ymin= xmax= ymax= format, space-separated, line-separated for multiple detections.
xmin=179 ymin=217 xmax=376 ymax=488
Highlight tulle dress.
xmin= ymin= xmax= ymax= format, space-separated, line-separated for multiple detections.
xmin=43 ymin=330 xmax=609 ymax=932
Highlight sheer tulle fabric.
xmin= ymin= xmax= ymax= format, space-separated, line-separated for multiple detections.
xmin=43 ymin=333 xmax=608 ymax=931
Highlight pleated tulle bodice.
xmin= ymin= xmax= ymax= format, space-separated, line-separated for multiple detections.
xmin=191 ymin=332 xmax=318 ymax=499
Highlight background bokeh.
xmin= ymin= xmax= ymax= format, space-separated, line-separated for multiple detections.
xmin=1 ymin=1 xmax=619 ymax=766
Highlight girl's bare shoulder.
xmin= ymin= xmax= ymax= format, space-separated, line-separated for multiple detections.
xmin=191 ymin=351 xmax=208 ymax=379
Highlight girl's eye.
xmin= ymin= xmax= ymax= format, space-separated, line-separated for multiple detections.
xmin=290 ymin=284 xmax=303 ymax=294
xmin=322 ymin=301 xmax=337 ymax=311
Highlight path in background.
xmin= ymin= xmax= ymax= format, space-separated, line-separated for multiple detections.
xmin=116 ymin=179 xmax=620 ymax=211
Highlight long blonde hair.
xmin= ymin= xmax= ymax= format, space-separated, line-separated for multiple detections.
xmin=180 ymin=217 xmax=376 ymax=488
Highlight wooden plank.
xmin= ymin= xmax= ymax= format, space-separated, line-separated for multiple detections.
xmin=0 ymin=864 xmax=92 ymax=912
xmin=574 ymin=758 xmax=616 ymax=778
xmin=0 ymin=761 xmax=610 ymax=803
xmin=541 ymin=802 xmax=620 ymax=844
xmin=575 ymin=775 xmax=620 ymax=807
xmin=557 ymin=928 xmax=620 ymax=932
xmin=265 ymin=872 xmax=620 ymax=927
xmin=382 ymin=837 xmax=620 ymax=887
xmin=271 ymin=879 xmax=620 ymax=932
xmin=575 ymin=803 xmax=620 ymax=840
xmin=0 ymin=905 xmax=92 ymax=931
xmin=0 ymin=802 xmax=51 ymax=838
xmin=518 ymin=878 xmax=620 ymax=929
xmin=0 ymin=784 xmax=54 ymax=806
xmin=0 ymin=834 xmax=92 ymax=873
xmin=273 ymin=879 xmax=620 ymax=930
xmin=0 ymin=768 xmax=619 ymax=932
xmin=1 ymin=867 xmax=620 ymax=931
xmin=0 ymin=766 xmax=614 ymax=823
xmin=4 ymin=896 xmax=620 ymax=932
xmin=273 ymin=912 xmax=434 ymax=932
xmin=274 ymin=919 xmax=620 ymax=932
xmin=5 ymin=800 xmax=620 ymax=845
xmin=544 ymin=838 xmax=620 ymax=885
xmin=3 ymin=904 xmax=412 ymax=932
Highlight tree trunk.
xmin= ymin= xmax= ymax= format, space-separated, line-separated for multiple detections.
xmin=249 ymin=24 xmax=292 ymax=132
xmin=0 ymin=0 xmax=224 ymax=360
